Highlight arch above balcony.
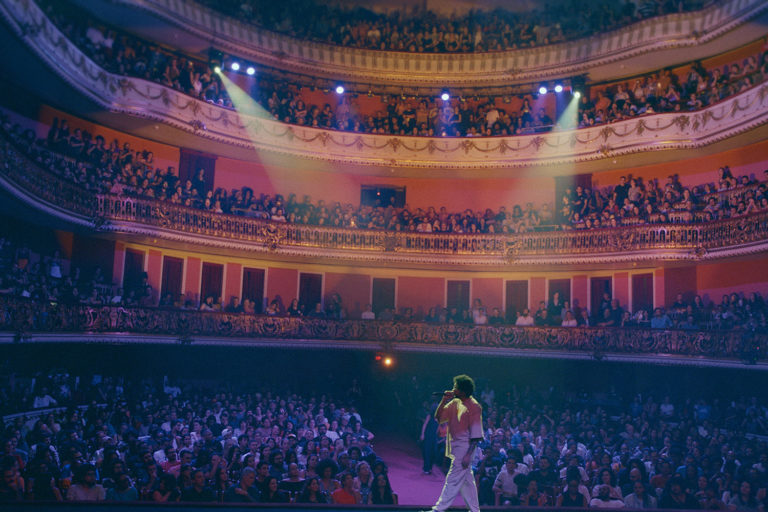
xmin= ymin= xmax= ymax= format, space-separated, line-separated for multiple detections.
xmin=107 ymin=0 xmax=768 ymax=88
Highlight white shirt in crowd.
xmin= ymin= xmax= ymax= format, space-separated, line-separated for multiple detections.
xmin=515 ymin=314 xmax=534 ymax=326
xmin=33 ymin=394 xmax=58 ymax=409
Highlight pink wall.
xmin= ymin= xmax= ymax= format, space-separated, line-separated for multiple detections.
xmin=146 ymin=250 xmax=162 ymax=303
xmin=184 ymin=257 xmax=201 ymax=303
xmin=663 ymin=266 xmax=698 ymax=305
xmin=224 ymin=263 xmax=242 ymax=303
xmin=266 ymin=268 xmax=298 ymax=304
xmin=213 ymin=156 xmax=555 ymax=213
xmin=324 ymin=273 xmax=371 ymax=319
xmin=113 ymin=242 xmax=125 ymax=287
xmin=472 ymin=278 xmax=503 ymax=312
xmin=397 ymin=276 xmax=445 ymax=319
xmin=530 ymin=277 xmax=546 ymax=309
xmin=572 ymin=275 xmax=588 ymax=311
xmin=613 ymin=272 xmax=629 ymax=309
xmin=696 ymin=257 xmax=768 ymax=303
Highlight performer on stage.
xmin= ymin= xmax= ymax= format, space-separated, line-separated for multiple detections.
xmin=429 ymin=374 xmax=484 ymax=512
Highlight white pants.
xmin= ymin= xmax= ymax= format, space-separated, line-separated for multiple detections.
xmin=433 ymin=448 xmax=480 ymax=512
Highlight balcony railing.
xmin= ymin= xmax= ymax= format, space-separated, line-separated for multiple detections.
xmin=1 ymin=298 xmax=764 ymax=361
xmin=2 ymin=139 xmax=768 ymax=266
xmin=116 ymin=0 xmax=768 ymax=87
xmin=96 ymin=194 xmax=768 ymax=261
xmin=3 ymin=0 xmax=768 ymax=170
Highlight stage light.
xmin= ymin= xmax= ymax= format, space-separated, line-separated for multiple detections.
xmin=440 ymin=92 xmax=450 ymax=101
xmin=246 ymin=66 xmax=255 ymax=75
xmin=574 ymin=91 xmax=582 ymax=98
xmin=539 ymin=86 xmax=548 ymax=95
xmin=230 ymin=62 xmax=240 ymax=71
xmin=554 ymin=84 xmax=563 ymax=93
xmin=383 ymin=356 xmax=393 ymax=367
xmin=335 ymin=85 xmax=345 ymax=94
xmin=213 ymin=66 xmax=221 ymax=74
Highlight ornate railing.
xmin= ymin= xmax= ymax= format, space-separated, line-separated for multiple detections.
xmin=116 ymin=0 xmax=768 ymax=88
xmin=1 ymin=298 xmax=764 ymax=361
xmin=1 ymin=135 xmax=768 ymax=265
xmin=2 ymin=0 xmax=768 ymax=170
xmin=96 ymin=194 xmax=768 ymax=261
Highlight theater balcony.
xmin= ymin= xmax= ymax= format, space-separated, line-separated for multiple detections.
xmin=77 ymin=0 xmax=768 ymax=88
xmin=2 ymin=0 xmax=768 ymax=173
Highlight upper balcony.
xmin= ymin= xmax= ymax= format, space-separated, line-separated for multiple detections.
xmin=100 ymin=0 xmax=768 ymax=88
xmin=3 ymin=0 xmax=768 ymax=174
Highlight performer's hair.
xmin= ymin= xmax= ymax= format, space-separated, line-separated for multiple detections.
xmin=453 ymin=374 xmax=475 ymax=397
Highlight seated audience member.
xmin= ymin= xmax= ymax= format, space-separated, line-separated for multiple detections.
xmin=331 ymin=473 xmax=360 ymax=504
xmin=623 ymin=481 xmax=657 ymax=509
xmin=260 ymin=476 xmax=289 ymax=503
xmin=557 ymin=478 xmax=588 ymax=507
xmin=224 ymin=468 xmax=260 ymax=502
xmin=370 ymin=473 xmax=397 ymax=505
xmin=515 ymin=308 xmax=534 ymax=326
xmin=181 ymin=469 xmax=216 ymax=502
xmin=67 ymin=465 xmax=106 ymax=501
xmin=589 ymin=484 xmax=625 ymax=508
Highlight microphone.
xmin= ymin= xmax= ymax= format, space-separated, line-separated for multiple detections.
xmin=431 ymin=391 xmax=453 ymax=398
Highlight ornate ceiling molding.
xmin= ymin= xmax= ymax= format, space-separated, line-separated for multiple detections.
xmin=115 ymin=0 xmax=768 ymax=88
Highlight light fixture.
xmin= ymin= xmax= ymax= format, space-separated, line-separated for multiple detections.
xmin=574 ymin=91 xmax=582 ymax=98
xmin=246 ymin=66 xmax=255 ymax=75
xmin=213 ymin=66 xmax=221 ymax=74
xmin=335 ymin=85 xmax=345 ymax=94
xmin=538 ymin=86 xmax=548 ymax=95
xmin=440 ymin=91 xmax=450 ymax=101
xmin=230 ymin=62 xmax=240 ymax=71
xmin=554 ymin=84 xmax=563 ymax=93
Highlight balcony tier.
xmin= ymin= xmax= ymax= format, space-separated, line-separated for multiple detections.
xmin=109 ymin=0 xmax=768 ymax=89
xmin=3 ymin=0 xmax=768 ymax=172
xmin=0 ymin=298 xmax=765 ymax=367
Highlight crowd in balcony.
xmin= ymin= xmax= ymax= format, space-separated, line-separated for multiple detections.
xmin=202 ymin=0 xmax=705 ymax=53
xmin=561 ymin=170 xmax=768 ymax=229
xmin=0 ymin=223 xmax=765 ymax=335
xmin=414 ymin=378 xmax=768 ymax=508
xmin=0 ymin=373 xmax=394 ymax=503
xmin=39 ymin=1 xmax=768 ymax=139
xmin=2 ymin=113 xmax=767 ymax=238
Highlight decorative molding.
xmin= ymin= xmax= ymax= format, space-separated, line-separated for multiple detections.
xmin=116 ymin=0 xmax=768 ymax=88
xmin=2 ymin=0 xmax=768 ymax=170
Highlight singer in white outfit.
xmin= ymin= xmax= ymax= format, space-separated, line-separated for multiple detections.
xmin=430 ymin=374 xmax=484 ymax=512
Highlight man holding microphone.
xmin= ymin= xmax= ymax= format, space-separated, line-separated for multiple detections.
xmin=428 ymin=374 xmax=484 ymax=512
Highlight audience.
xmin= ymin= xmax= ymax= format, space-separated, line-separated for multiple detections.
xmin=561 ymin=170 xmax=768 ymax=229
xmin=38 ymin=1 xmax=768 ymax=140
xmin=201 ymin=0 xmax=704 ymax=53
xmin=0 ymin=220 xmax=765 ymax=333
xmin=0 ymin=374 xmax=386 ymax=503
xmin=413 ymin=377 xmax=768 ymax=509
xmin=3 ymin=115 xmax=767 ymax=242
